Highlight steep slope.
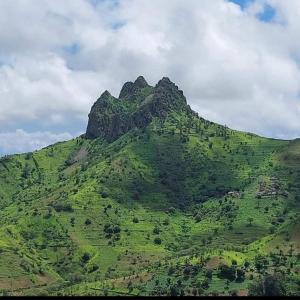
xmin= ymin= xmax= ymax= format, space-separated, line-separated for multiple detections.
xmin=0 ymin=77 xmax=299 ymax=296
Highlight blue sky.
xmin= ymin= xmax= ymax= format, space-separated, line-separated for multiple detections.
xmin=229 ymin=0 xmax=276 ymax=22
xmin=0 ymin=0 xmax=300 ymax=156
xmin=229 ymin=0 xmax=254 ymax=10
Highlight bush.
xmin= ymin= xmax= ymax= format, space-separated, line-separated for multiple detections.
xmin=103 ymin=223 xmax=121 ymax=238
xmin=218 ymin=265 xmax=236 ymax=281
xmin=194 ymin=214 xmax=201 ymax=223
xmin=51 ymin=202 xmax=73 ymax=212
xmin=153 ymin=226 xmax=160 ymax=235
xmin=101 ymin=191 xmax=109 ymax=198
xmin=168 ymin=207 xmax=176 ymax=214
xmin=154 ymin=237 xmax=162 ymax=245
xmin=88 ymin=264 xmax=99 ymax=273
xmin=205 ymin=270 xmax=213 ymax=279
xmin=81 ymin=252 xmax=91 ymax=264
xmin=236 ymin=269 xmax=245 ymax=282
xmin=163 ymin=218 xmax=170 ymax=226
xmin=132 ymin=217 xmax=139 ymax=223
xmin=85 ymin=219 xmax=92 ymax=225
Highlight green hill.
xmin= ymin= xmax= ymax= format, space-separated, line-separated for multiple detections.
xmin=0 ymin=76 xmax=299 ymax=296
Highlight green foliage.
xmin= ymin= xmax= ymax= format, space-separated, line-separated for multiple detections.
xmin=249 ymin=273 xmax=287 ymax=296
xmin=0 ymin=94 xmax=299 ymax=296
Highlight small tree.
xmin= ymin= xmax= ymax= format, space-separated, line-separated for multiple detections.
xmin=132 ymin=217 xmax=139 ymax=223
xmin=85 ymin=218 xmax=92 ymax=225
xmin=247 ymin=217 xmax=254 ymax=227
xmin=81 ymin=252 xmax=91 ymax=264
xmin=153 ymin=226 xmax=160 ymax=235
xmin=154 ymin=237 xmax=162 ymax=245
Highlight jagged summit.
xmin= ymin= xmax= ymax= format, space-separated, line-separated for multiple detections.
xmin=157 ymin=77 xmax=174 ymax=86
xmin=134 ymin=75 xmax=149 ymax=89
xmin=100 ymin=90 xmax=111 ymax=99
xmin=119 ymin=75 xmax=150 ymax=99
xmin=86 ymin=76 xmax=192 ymax=141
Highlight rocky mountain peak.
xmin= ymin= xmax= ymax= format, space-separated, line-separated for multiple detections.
xmin=157 ymin=76 xmax=174 ymax=86
xmin=134 ymin=75 xmax=148 ymax=89
xmin=100 ymin=90 xmax=111 ymax=99
xmin=119 ymin=76 xmax=150 ymax=99
xmin=86 ymin=76 xmax=193 ymax=141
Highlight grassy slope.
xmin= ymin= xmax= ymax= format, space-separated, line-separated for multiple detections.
xmin=0 ymin=114 xmax=299 ymax=296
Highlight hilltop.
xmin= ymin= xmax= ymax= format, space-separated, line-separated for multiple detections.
xmin=0 ymin=77 xmax=299 ymax=296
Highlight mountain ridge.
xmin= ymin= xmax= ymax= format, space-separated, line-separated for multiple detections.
xmin=0 ymin=76 xmax=299 ymax=296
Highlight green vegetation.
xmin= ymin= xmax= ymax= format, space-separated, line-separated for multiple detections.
xmin=0 ymin=77 xmax=299 ymax=296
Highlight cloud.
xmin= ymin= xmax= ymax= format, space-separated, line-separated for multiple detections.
xmin=0 ymin=0 xmax=300 ymax=155
xmin=0 ymin=129 xmax=74 ymax=156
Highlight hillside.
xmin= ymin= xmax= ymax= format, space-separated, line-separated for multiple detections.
xmin=0 ymin=76 xmax=299 ymax=296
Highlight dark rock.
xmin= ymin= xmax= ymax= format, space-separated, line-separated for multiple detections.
xmin=134 ymin=76 xmax=149 ymax=89
xmin=86 ymin=76 xmax=194 ymax=142
xmin=119 ymin=75 xmax=149 ymax=99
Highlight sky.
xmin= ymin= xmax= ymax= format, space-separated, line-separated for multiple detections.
xmin=1 ymin=0 xmax=300 ymax=156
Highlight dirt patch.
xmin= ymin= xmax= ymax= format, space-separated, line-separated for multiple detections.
xmin=205 ymin=256 xmax=225 ymax=270
xmin=73 ymin=147 xmax=88 ymax=162
xmin=237 ymin=289 xmax=248 ymax=296
xmin=105 ymin=272 xmax=152 ymax=288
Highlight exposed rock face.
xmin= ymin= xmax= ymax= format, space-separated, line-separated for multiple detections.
xmin=86 ymin=76 xmax=193 ymax=142
xmin=85 ymin=90 xmax=131 ymax=141
xmin=119 ymin=76 xmax=149 ymax=99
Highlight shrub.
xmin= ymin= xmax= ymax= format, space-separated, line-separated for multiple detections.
xmin=51 ymin=202 xmax=73 ymax=212
xmin=81 ymin=252 xmax=91 ymax=264
xmin=236 ymin=269 xmax=245 ymax=282
xmin=163 ymin=218 xmax=170 ymax=226
xmin=194 ymin=214 xmax=201 ymax=223
xmin=205 ymin=270 xmax=213 ymax=279
xmin=218 ymin=265 xmax=236 ymax=281
xmin=101 ymin=191 xmax=109 ymax=198
xmin=154 ymin=237 xmax=162 ymax=245
xmin=153 ymin=226 xmax=160 ymax=235
xmin=85 ymin=219 xmax=92 ymax=225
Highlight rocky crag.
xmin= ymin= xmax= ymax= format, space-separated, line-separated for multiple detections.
xmin=86 ymin=76 xmax=194 ymax=141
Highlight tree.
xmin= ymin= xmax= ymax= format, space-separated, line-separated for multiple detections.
xmin=236 ymin=269 xmax=245 ymax=282
xmin=247 ymin=217 xmax=254 ymax=227
xmin=218 ymin=265 xmax=236 ymax=281
xmin=132 ymin=217 xmax=139 ymax=223
xmin=153 ymin=226 xmax=160 ymax=235
xmin=249 ymin=273 xmax=286 ymax=296
xmin=22 ymin=164 xmax=30 ymax=179
xmin=85 ymin=218 xmax=92 ymax=225
xmin=163 ymin=218 xmax=170 ymax=226
xmin=244 ymin=261 xmax=250 ymax=269
xmin=170 ymin=286 xmax=179 ymax=297
xmin=254 ymin=255 xmax=268 ymax=273
xmin=205 ymin=269 xmax=213 ymax=280
xmin=154 ymin=237 xmax=162 ymax=245
xmin=81 ymin=252 xmax=91 ymax=264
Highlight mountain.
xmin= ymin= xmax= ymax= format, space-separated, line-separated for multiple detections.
xmin=0 ymin=77 xmax=299 ymax=296
xmin=86 ymin=76 xmax=194 ymax=141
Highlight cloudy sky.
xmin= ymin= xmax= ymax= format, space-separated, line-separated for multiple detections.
xmin=1 ymin=0 xmax=300 ymax=156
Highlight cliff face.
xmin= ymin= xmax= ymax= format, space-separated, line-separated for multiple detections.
xmin=85 ymin=76 xmax=193 ymax=142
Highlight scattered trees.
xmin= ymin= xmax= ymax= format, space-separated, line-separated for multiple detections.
xmin=249 ymin=273 xmax=286 ymax=296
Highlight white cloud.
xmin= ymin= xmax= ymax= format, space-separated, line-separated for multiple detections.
xmin=0 ymin=0 xmax=300 ymax=155
xmin=0 ymin=129 xmax=74 ymax=156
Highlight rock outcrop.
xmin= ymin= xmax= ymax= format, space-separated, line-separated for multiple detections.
xmin=119 ymin=76 xmax=149 ymax=99
xmin=85 ymin=76 xmax=193 ymax=142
